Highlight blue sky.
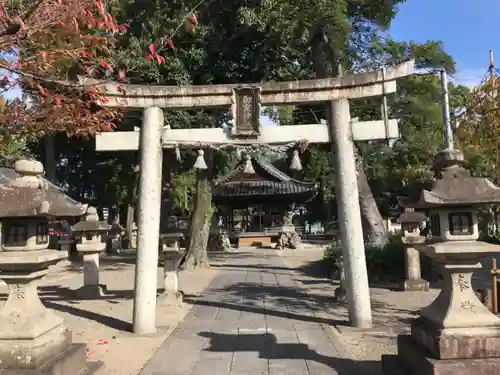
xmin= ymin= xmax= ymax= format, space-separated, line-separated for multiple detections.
xmin=389 ymin=0 xmax=500 ymax=86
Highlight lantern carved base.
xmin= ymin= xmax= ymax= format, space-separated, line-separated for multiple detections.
xmin=0 ymin=251 xmax=101 ymax=374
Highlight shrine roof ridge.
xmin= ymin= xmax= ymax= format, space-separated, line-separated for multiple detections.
xmin=82 ymin=60 xmax=414 ymax=108
xmin=215 ymin=156 xmax=316 ymax=187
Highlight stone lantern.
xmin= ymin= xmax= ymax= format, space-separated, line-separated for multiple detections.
xmin=398 ymin=209 xmax=429 ymax=291
xmin=108 ymin=219 xmax=125 ymax=254
xmin=71 ymin=206 xmax=111 ymax=298
xmin=0 ymin=159 xmax=95 ymax=374
xmin=158 ymin=232 xmax=184 ymax=307
xmin=383 ymin=149 xmax=500 ymax=375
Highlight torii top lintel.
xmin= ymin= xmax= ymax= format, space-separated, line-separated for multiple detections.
xmin=83 ymin=60 xmax=414 ymax=110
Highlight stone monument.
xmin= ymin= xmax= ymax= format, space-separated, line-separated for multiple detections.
xmin=383 ymin=149 xmax=500 ymax=375
xmin=398 ymin=209 xmax=430 ymax=291
xmin=72 ymin=206 xmax=111 ymax=298
xmin=0 ymin=159 xmax=98 ymax=374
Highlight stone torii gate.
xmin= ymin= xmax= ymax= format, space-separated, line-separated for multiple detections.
xmin=89 ymin=60 xmax=414 ymax=334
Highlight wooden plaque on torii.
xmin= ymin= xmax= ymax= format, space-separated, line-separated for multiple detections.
xmin=231 ymin=87 xmax=261 ymax=137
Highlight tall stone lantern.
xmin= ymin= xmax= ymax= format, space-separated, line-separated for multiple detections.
xmin=383 ymin=149 xmax=500 ymax=375
xmin=0 ymin=159 xmax=97 ymax=374
xmin=398 ymin=209 xmax=429 ymax=291
xmin=72 ymin=206 xmax=111 ymax=298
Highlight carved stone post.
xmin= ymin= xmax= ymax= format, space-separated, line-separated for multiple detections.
xmin=398 ymin=210 xmax=430 ymax=291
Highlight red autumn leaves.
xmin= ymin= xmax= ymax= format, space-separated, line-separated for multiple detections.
xmin=145 ymin=13 xmax=198 ymax=65
xmin=1 ymin=0 xmax=200 ymax=138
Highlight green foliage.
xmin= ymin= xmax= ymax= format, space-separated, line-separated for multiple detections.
xmin=324 ymin=234 xmax=434 ymax=283
xmin=171 ymin=170 xmax=196 ymax=215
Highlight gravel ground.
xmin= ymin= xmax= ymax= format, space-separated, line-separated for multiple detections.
xmin=277 ymin=246 xmax=440 ymax=374
xmin=0 ymin=250 xmax=220 ymax=375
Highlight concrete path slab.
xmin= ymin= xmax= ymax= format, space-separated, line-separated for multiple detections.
xmin=140 ymin=249 xmax=371 ymax=375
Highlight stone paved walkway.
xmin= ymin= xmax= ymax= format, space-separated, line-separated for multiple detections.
xmin=141 ymin=249 xmax=372 ymax=375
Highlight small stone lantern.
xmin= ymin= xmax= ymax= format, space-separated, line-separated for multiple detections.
xmin=108 ymin=219 xmax=125 ymax=254
xmin=130 ymin=221 xmax=138 ymax=249
xmin=383 ymin=149 xmax=500 ymax=375
xmin=0 ymin=159 xmax=94 ymax=373
xmin=398 ymin=209 xmax=429 ymax=291
xmin=158 ymin=232 xmax=184 ymax=307
xmin=71 ymin=206 xmax=111 ymax=298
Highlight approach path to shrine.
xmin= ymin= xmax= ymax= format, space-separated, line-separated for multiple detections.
xmin=139 ymin=249 xmax=372 ymax=375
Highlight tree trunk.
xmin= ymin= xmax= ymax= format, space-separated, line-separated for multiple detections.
xmin=355 ymin=153 xmax=388 ymax=246
xmin=309 ymin=24 xmax=388 ymax=247
xmin=180 ymin=149 xmax=213 ymax=271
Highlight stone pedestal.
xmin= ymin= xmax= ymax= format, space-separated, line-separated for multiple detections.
xmin=401 ymin=246 xmax=430 ymax=291
xmin=383 ymin=243 xmax=500 ymax=375
xmin=158 ymin=241 xmax=183 ymax=307
xmin=276 ymin=225 xmax=301 ymax=250
xmin=0 ymin=250 xmax=102 ymax=374
xmin=75 ymin=242 xmax=107 ymax=298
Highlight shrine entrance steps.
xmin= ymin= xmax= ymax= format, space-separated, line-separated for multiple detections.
xmin=140 ymin=249 xmax=372 ymax=375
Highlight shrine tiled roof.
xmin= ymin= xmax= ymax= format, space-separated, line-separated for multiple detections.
xmin=213 ymin=156 xmax=316 ymax=199
xmin=214 ymin=180 xmax=315 ymax=197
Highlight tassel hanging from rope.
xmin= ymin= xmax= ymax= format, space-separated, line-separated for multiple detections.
xmin=243 ymin=154 xmax=255 ymax=174
xmin=289 ymin=149 xmax=302 ymax=171
xmin=193 ymin=149 xmax=207 ymax=170
xmin=175 ymin=146 xmax=181 ymax=162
